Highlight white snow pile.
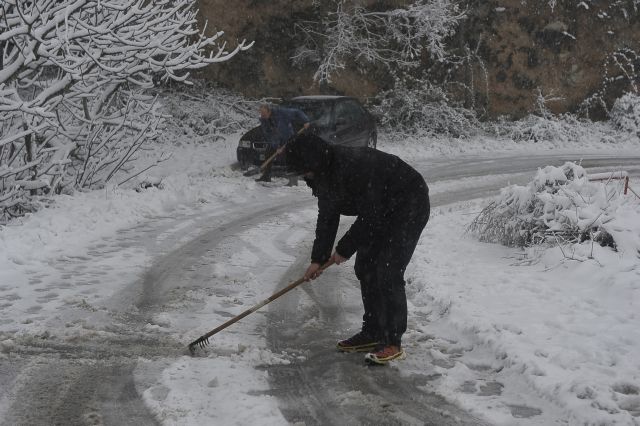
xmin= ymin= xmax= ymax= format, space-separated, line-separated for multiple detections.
xmin=408 ymin=199 xmax=640 ymax=426
xmin=610 ymin=92 xmax=640 ymax=135
xmin=469 ymin=162 xmax=637 ymax=253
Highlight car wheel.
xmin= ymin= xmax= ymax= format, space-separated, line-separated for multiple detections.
xmin=367 ymin=133 xmax=377 ymax=149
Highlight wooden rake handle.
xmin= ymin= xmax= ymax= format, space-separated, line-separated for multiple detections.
xmin=259 ymin=148 xmax=283 ymax=172
xmin=188 ymin=258 xmax=334 ymax=353
xmin=259 ymin=126 xmax=307 ymax=172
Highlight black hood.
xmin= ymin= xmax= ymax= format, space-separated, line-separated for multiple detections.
xmin=285 ymin=133 xmax=333 ymax=175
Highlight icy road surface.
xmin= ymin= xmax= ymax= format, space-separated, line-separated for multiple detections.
xmin=1 ymin=152 xmax=638 ymax=425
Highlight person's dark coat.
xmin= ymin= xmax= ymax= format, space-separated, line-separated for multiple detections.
xmin=286 ymin=134 xmax=428 ymax=264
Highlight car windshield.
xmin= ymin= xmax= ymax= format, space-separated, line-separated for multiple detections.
xmin=288 ymin=101 xmax=332 ymax=128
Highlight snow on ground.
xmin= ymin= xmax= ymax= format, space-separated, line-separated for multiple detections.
xmin=0 ymin=132 xmax=247 ymax=337
xmin=403 ymin=199 xmax=640 ymax=425
xmin=1 ymin=110 xmax=639 ymax=425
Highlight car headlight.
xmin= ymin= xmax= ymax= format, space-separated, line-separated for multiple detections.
xmin=239 ymin=140 xmax=252 ymax=148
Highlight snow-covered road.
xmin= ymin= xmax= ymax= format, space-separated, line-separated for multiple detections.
xmin=1 ymin=150 xmax=639 ymax=425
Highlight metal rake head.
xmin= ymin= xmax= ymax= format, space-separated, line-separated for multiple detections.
xmin=188 ymin=335 xmax=211 ymax=355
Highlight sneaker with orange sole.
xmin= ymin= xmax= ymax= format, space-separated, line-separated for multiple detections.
xmin=336 ymin=332 xmax=379 ymax=353
xmin=364 ymin=345 xmax=406 ymax=365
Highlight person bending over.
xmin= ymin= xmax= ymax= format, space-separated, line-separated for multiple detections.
xmin=285 ymin=134 xmax=430 ymax=365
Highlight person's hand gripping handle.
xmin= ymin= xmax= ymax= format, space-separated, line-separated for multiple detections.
xmin=303 ymin=251 xmax=347 ymax=281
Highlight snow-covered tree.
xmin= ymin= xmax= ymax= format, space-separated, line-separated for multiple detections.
xmin=292 ymin=0 xmax=464 ymax=83
xmin=0 ymin=0 xmax=250 ymax=220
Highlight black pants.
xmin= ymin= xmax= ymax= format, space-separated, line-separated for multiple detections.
xmin=353 ymin=181 xmax=430 ymax=347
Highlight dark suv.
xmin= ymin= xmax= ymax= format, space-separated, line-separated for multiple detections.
xmin=237 ymin=96 xmax=377 ymax=169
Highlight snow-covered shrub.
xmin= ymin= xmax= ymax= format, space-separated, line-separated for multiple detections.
xmin=469 ymin=162 xmax=625 ymax=248
xmin=487 ymin=111 xmax=624 ymax=147
xmin=156 ymin=83 xmax=257 ymax=145
xmin=488 ymin=89 xmax=601 ymax=145
xmin=374 ymin=76 xmax=478 ymax=138
xmin=610 ymin=92 xmax=640 ymax=134
xmin=490 ymin=114 xmax=580 ymax=144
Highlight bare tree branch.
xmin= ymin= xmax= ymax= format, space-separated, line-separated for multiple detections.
xmin=293 ymin=0 xmax=464 ymax=83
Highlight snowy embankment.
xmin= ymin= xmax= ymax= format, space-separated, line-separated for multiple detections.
xmin=1 ymin=115 xmax=639 ymax=425
xmin=404 ymin=199 xmax=640 ymax=425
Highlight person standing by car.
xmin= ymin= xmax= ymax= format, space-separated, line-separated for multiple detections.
xmin=284 ymin=133 xmax=430 ymax=365
xmin=256 ymin=104 xmax=311 ymax=182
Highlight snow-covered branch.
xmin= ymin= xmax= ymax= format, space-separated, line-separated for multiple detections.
xmin=0 ymin=0 xmax=250 ymax=220
xmin=293 ymin=0 xmax=464 ymax=83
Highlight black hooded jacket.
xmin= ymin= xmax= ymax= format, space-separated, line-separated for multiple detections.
xmin=286 ymin=135 xmax=428 ymax=264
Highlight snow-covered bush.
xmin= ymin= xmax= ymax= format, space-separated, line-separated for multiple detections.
xmin=469 ymin=162 xmax=626 ymax=248
xmin=488 ymin=89 xmax=601 ymax=145
xmin=610 ymin=92 xmax=640 ymax=134
xmin=374 ymin=75 xmax=478 ymax=138
xmin=156 ymin=83 xmax=257 ymax=145
xmin=489 ymin=113 xmax=586 ymax=145
xmin=487 ymin=107 xmax=631 ymax=147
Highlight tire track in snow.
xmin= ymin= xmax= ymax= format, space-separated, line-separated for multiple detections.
xmin=264 ymin=198 xmax=489 ymax=425
xmin=1 ymin=197 xmax=307 ymax=426
xmin=3 ymin=154 xmax=637 ymax=425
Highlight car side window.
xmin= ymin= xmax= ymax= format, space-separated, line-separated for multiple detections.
xmin=335 ymin=100 xmax=365 ymax=125
xmin=312 ymin=103 xmax=332 ymax=127
xmin=291 ymin=102 xmax=332 ymax=128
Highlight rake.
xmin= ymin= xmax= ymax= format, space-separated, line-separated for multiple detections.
xmin=242 ymin=127 xmax=307 ymax=177
xmin=242 ymin=147 xmax=283 ymax=177
xmin=188 ymin=259 xmax=334 ymax=354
